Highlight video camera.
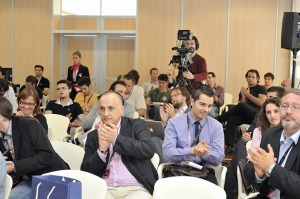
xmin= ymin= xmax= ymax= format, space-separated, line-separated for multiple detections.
xmin=169 ymin=30 xmax=194 ymax=67
xmin=169 ymin=30 xmax=195 ymax=89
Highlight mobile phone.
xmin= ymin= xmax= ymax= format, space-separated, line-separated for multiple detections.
xmin=2 ymin=149 xmax=13 ymax=161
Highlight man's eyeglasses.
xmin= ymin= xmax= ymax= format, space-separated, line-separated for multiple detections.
xmin=280 ymin=103 xmax=300 ymax=112
xmin=19 ymin=101 xmax=36 ymax=108
xmin=171 ymin=93 xmax=182 ymax=98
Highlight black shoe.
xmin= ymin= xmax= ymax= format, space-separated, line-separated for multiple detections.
xmin=225 ymin=146 xmax=234 ymax=154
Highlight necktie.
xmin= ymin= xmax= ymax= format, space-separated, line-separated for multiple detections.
xmin=194 ymin=121 xmax=200 ymax=145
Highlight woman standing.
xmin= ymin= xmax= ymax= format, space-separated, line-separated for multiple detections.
xmin=16 ymin=88 xmax=48 ymax=132
xmin=67 ymin=50 xmax=90 ymax=100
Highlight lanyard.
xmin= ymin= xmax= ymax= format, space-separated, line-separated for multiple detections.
xmin=187 ymin=115 xmax=206 ymax=147
xmin=278 ymin=142 xmax=295 ymax=166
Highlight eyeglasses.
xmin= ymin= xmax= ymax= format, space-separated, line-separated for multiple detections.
xmin=171 ymin=93 xmax=182 ymax=98
xmin=19 ymin=101 xmax=36 ymax=108
xmin=280 ymin=103 xmax=300 ymax=112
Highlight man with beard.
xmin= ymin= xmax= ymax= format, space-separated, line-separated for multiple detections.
xmin=159 ymin=86 xmax=190 ymax=125
xmin=244 ymin=89 xmax=300 ymax=199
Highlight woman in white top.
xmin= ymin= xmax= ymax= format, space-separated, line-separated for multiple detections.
xmin=251 ymin=97 xmax=281 ymax=148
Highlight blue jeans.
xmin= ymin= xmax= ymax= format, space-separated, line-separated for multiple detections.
xmin=9 ymin=180 xmax=32 ymax=199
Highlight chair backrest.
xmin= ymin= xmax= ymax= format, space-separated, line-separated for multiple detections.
xmin=43 ymin=170 xmax=107 ymax=199
xmin=219 ymin=92 xmax=233 ymax=115
xmin=45 ymin=114 xmax=70 ymax=141
xmin=210 ymin=164 xmax=227 ymax=189
xmin=151 ymin=153 xmax=160 ymax=170
xmin=237 ymin=161 xmax=259 ymax=199
xmin=246 ymin=140 xmax=252 ymax=156
xmin=153 ymin=176 xmax=226 ymax=199
xmin=51 ymin=141 xmax=85 ymax=170
xmin=4 ymin=174 xmax=12 ymax=199
xmin=40 ymin=95 xmax=48 ymax=111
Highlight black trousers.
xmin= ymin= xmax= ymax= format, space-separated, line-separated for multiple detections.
xmin=220 ymin=102 xmax=257 ymax=146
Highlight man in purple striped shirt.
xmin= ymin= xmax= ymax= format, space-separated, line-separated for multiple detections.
xmin=81 ymin=91 xmax=157 ymax=199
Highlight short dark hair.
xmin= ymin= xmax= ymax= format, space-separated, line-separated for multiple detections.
xmin=34 ymin=65 xmax=44 ymax=71
xmin=25 ymin=75 xmax=36 ymax=84
xmin=158 ymin=74 xmax=168 ymax=82
xmin=150 ymin=68 xmax=158 ymax=74
xmin=123 ymin=74 xmax=134 ymax=82
xmin=128 ymin=70 xmax=140 ymax=84
xmin=0 ymin=96 xmax=13 ymax=119
xmin=191 ymin=85 xmax=214 ymax=101
xmin=98 ymin=90 xmax=124 ymax=106
xmin=208 ymin=72 xmax=216 ymax=78
xmin=109 ymin=80 xmax=126 ymax=91
xmin=267 ymin=86 xmax=285 ymax=99
xmin=77 ymin=76 xmax=91 ymax=87
xmin=264 ymin=72 xmax=274 ymax=80
xmin=245 ymin=69 xmax=260 ymax=83
xmin=171 ymin=86 xmax=191 ymax=106
xmin=0 ymin=79 xmax=9 ymax=92
xmin=57 ymin=79 xmax=72 ymax=89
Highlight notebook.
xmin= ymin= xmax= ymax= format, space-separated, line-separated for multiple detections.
xmin=145 ymin=120 xmax=165 ymax=140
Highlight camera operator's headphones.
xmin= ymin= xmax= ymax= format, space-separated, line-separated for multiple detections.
xmin=192 ymin=36 xmax=200 ymax=50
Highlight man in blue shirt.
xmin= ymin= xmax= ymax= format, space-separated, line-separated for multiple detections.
xmin=163 ymin=85 xmax=224 ymax=183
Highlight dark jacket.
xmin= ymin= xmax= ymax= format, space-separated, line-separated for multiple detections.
xmin=12 ymin=117 xmax=68 ymax=178
xmin=244 ymin=125 xmax=300 ymax=199
xmin=67 ymin=64 xmax=90 ymax=85
xmin=81 ymin=117 xmax=158 ymax=194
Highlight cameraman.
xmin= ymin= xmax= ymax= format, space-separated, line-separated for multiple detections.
xmin=182 ymin=36 xmax=208 ymax=89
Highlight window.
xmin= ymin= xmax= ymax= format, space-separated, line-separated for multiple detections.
xmin=62 ymin=0 xmax=136 ymax=16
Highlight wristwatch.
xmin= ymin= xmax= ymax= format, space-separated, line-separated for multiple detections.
xmin=265 ymin=163 xmax=276 ymax=177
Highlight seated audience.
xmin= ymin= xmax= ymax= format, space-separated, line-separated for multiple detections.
xmin=123 ymin=74 xmax=146 ymax=117
xmin=45 ymin=80 xmax=84 ymax=129
xmin=142 ymin=68 xmax=159 ymax=96
xmin=225 ymin=86 xmax=284 ymax=198
xmin=263 ymin=72 xmax=274 ymax=90
xmin=81 ymin=91 xmax=158 ymax=199
xmin=159 ymin=86 xmax=190 ymax=125
xmin=163 ymin=85 xmax=224 ymax=184
xmin=0 ymin=97 xmax=68 ymax=199
xmin=19 ymin=75 xmax=43 ymax=103
xmin=245 ymin=89 xmax=300 ymax=199
xmin=280 ymin=78 xmax=292 ymax=91
xmin=0 ymin=79 xmax=17 ymax=113
xmin=219 ymin=69 xmax=267 ymax=154
xmin=34 ymin=65 xmax=50 ymax=96
xmin=146 ymin=74 xmax=171 ymax=121
xmin=224 ymin=95 xmax=282 ymax=199
xmin=16 ymin=88 xmax=48 ymax=132
xmin=206 ymin=72 xmax=224 ymax=118
xmin=74 ymin=76 xmax=99 ymax=115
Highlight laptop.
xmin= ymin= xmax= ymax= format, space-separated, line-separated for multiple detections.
xmin=145 ymin=119 xmax=165 ymax=140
